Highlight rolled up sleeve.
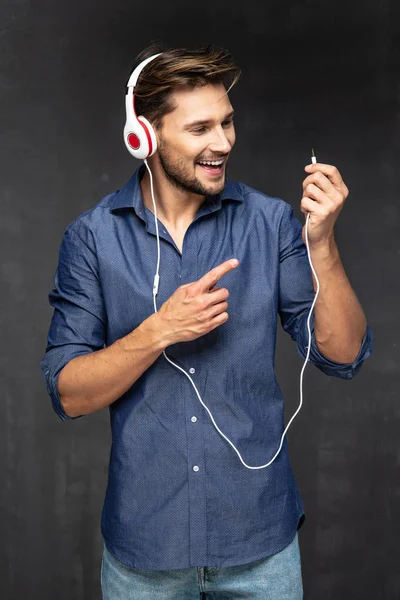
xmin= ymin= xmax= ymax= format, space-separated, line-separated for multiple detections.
xmin=278 ymin=203 xmax=373 ymax=380
xmin=40 ymin=225 xmax=106 ymax=421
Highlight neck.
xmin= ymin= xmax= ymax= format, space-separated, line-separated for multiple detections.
xmin=140 ymin=160 xmax=206 ymax=229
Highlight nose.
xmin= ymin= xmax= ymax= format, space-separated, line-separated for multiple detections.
xmin=209 ymin=126 xmax=232 ymax=155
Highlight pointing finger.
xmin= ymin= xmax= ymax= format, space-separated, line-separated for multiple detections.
xmin=195 ymin=259 xmax=239 ymax=293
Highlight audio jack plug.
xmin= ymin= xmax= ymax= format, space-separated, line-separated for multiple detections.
xmin=311 ymin=148 xmax=317 ymax=164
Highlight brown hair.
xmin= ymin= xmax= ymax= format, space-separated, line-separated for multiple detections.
xmin=131 ymin=43 xmax=241 ymax=130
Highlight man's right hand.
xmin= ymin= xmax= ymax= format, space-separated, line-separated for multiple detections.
xmin=155 ymin=259 xmax=239 ymax=345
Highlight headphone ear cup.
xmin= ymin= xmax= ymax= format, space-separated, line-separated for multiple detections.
xmin=124 ymin=92 xmax=158 ymax=160
xmin=123 ymin=122 xmax=146 ymax=159
xmin=137 ymin=116 xmax=157 ymax=157
xmin=123 ymin=116 xmax=157 ymax=160
xmin=123 ymin=94 xmax=147 ymax=159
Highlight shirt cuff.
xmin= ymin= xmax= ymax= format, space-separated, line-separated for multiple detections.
xmin=40 ymin=351 xmax=85 ymax=421
xmin=296 ymin=312 xmax=373 ymax=379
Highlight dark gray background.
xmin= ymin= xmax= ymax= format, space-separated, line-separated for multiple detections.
xmin=1 ymin=0 xmax=399 ymax=598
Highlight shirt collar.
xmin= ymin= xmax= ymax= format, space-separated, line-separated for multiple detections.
xmin=109 ymin=164 xmax=244 ymax=215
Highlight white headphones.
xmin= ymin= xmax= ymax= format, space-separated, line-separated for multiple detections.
xmin=123 ymin=53 xmax=162 ymax=160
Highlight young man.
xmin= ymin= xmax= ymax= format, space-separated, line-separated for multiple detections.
xmin=40 ymin=45 xmax=372 ymax=599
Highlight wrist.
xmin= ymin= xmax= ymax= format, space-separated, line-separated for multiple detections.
xmin=141 ymin=312 xmax=174 ymax=352
xmin=308 ymin=236 xmax=340 ymax=266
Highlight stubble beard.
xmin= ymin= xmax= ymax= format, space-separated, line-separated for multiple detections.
xmin=157 ymin=138 xmax=227 ymax=198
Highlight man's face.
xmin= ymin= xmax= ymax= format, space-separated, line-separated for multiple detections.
xmin=155 ymin=83 xmax=235 ymax=197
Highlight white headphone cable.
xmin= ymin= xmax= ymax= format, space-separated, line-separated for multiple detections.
xmin=143 ymin=153 xmax=319 ymax=469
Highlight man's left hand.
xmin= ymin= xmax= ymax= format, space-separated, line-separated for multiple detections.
xmin=301 ymin=163 xmax=349 ymax=247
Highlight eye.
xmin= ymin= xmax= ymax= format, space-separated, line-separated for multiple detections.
xmin=191 ymin=119 xmax=234 ymax=135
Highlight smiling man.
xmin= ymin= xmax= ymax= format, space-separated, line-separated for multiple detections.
xmin=40 ymin=45 xmax=373 ymax=599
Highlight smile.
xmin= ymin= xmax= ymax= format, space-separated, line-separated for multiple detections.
xmin=196 ymin=159 xmax=225 ymax=176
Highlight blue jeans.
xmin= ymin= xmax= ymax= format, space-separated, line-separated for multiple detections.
xmin=101 ymin=533 xmax=303 ymax=599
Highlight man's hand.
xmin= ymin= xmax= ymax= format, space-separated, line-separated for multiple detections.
xmin=301 ymin=163 xmax=349 ymax=247
xmin=155 ymin=259 xmax=239 ymax=345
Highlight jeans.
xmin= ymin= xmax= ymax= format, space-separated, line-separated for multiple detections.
xmin=101 ymin=532 xmax=303 ymax=599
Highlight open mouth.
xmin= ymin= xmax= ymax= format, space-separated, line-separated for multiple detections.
xmin=196 ymin=159 xmax=225 ymax=176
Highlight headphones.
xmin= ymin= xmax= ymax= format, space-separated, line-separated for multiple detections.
xmin=123 ymin=53 xmax=162 ymax=160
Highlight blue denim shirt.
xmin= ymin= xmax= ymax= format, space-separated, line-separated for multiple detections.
xmin=40 ymin=164 xmax=373 ymax=569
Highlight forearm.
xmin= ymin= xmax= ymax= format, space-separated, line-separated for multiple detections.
xmin=58 ymin=313 xmax=170 ymax=418
xmin=310 ymin=238 xmax=367 ymax=363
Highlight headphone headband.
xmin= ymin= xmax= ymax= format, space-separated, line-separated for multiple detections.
xmin=127 ymin=53 xmax=162 ymax=90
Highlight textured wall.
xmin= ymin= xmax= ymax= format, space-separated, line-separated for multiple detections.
xmin=1 ymin=0 xmax=398 ymax=598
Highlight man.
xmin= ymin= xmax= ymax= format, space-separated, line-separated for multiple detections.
xmin=40 ymin=45 xmax=372 ymax=599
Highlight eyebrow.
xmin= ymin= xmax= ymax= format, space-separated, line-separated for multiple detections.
xmin=183 ymin=109 xmax=235 ymax=130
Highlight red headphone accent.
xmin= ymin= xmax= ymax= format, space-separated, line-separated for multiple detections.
xmin=128 ymin=133 xmax=140 ymax=149
xmin=139 ymin=121 xmax=153 ymax=156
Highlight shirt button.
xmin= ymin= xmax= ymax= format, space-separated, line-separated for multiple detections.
xmin=189 ymin=367 xmax=195 ymax=374
xmin=193 ymin=465 xmax=199 ymax=472
xmin=191 ymin=416 xmax=197 ymax=423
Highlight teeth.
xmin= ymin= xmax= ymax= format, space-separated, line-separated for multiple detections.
xmin=198 ymin=160 xmax=223 ymax=166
